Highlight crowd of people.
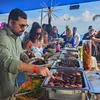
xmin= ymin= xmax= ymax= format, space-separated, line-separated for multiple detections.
xmin=82 ymin=25 xmax=100 ymax=61
xmin=22 ymin=23 xmax=81 ymax=58
xmin=20 ymin=15 xmax=100 ymax=65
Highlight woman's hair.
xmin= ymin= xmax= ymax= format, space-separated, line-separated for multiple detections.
xmin=42 ymin=24 xmax=47 ymax=29
xmin=45 ymin=24 xmax=52 ymax=35
xmin=66 ymin=29 xmax=72 ymax=40
xmin=30 ymin=22 xmax=40 ymax=33
xmin=29 ymin=25 xmax=42 ymax=42
xmin=32 ymin=22 xmax=39 ymax=27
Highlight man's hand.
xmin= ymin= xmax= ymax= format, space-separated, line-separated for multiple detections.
xmin=92 ymin=36 xmax=96 ymax=41
xmin=36 ymin=67 xmax=54 ymax=79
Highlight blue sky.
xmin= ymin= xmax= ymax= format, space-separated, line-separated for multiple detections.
xmin=0 ymin=1 xmax=100 ymax=38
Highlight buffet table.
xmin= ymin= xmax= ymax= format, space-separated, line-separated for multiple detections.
xmin=16 ymin=47 xmax=100 ymax=100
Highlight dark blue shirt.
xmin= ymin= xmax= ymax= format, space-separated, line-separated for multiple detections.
xmin=61 ymin=35 xmax=74 ymax=47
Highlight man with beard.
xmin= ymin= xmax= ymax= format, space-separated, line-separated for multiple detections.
xmin=0 ymin=8 xmax=53 ymax=100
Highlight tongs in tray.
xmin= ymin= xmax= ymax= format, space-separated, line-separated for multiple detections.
xmin=15 ymin=90 xmax=33 ymax=96
xmin=28 ymin=74 xmax=45 ymax=80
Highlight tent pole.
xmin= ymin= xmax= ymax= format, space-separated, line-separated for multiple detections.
xmin=41 ymin=9 xmax=43 ymax=26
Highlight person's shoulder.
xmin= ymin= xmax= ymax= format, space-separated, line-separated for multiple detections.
xmin=0 ymin=28 xmax=8 ymax=39
xmin=84 ymin=32 xmax=89 ymax=36
xmin=0 ymin=28 xmax=7 ymax=35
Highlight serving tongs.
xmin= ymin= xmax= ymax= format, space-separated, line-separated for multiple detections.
xmin=28 ymin=74 xmax=45 ymax=80
xmin=15 ymin=90 xmax=33 ymax=96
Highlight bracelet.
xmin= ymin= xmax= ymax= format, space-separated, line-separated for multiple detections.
xmin=33 ymin=65 xmax=38 ymax=73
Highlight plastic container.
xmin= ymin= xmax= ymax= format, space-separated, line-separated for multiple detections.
xmin=82 ymin=40 xmax=91 ymax=70
xmin=91 ymin=56 xmax=98 ymax=70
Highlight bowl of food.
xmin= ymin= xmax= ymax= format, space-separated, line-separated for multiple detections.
xmin=15 ymin=80 xmax=44 ymax=100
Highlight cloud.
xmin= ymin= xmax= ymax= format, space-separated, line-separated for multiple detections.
xmin=27 ymin=17 xmax=40 ymax=25
xmin=0 ymin=14 xmax=8 ymax=23
xmin=81 ymin=10 xmax=95 ymax=22
xmin=0 ymin=9 xmax=98 ymax=35
xmin=26 ymin=10 xmax=96 ymax=33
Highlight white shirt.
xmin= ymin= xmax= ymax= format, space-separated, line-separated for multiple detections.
xmin=74 ymin=33 xmax=80 ymax=47
xmin=31 ymin=46 xmax=43 ymax=58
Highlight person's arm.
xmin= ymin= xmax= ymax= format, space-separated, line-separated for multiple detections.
xmin=92 ymin=37 xmax=100 ymax=42
xmin=0 ymin=45 xmax=53 ymax=77
xmin=0 ymin=36 xmax=53 ymax=78
xmin=82 ymin=33 xmax=88 ymax=40
xmin=19 ymin=62 xmax=53 ymax=77
xmin=60 ymin=31 xmax=65 ymax=37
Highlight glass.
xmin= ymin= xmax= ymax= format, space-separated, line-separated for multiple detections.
xmin=82 ymin=40 xmax=91 ymax=70
xmin=13 ymin=20 xmax=29 ymax=29
xmin=19 ymin=24 xmax=29 ymax=29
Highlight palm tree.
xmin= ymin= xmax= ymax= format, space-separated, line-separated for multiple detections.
xmin=93 ymin=14 xmax=100 ymax=21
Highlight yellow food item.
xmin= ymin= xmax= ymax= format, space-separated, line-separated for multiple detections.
xmin=83 ymin=43 xmax=91 ymax=70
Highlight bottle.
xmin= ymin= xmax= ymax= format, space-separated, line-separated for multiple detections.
xmin=83 ymin=40 xmax=91 ymax=70
xmin=56 ymin=42 xmax=60 ymax=52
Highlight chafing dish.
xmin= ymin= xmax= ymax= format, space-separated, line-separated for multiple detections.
xmin=62 ymin=49 xmax=78 ymax=54
xmin=59 ymin=51 xmax=79 ymax=59
xmin=52 ymin=58 xmax=83 ymax=70
xmin=42 ymin=69 xmax=89 ymax=91
xmin=42 ymin=69 xmax=90 ymax=100
xmin=62 ymin=47 xmax=78 ymax=52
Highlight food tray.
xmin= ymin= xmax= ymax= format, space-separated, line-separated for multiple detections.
xmin=42 ymin=69 xmax=89 ymax=91
xmin=52 ymin=58 xmax=83 ymax=70
xmin=62 ymin=47 xmax=78 ymax=51
xmin=62 ymin=49 xmax=78 ymax=54
xmin=29 ymin=59 xmax=54 ymax=68
xmin=47 ymin=90 xmax=89 ymax=100
xmin=59 ymin=52 xmax=79 ymax=59
xmin=15 ymin=80 xmax=44 ymax=100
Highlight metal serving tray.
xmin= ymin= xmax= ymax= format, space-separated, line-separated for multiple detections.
xmin=59 ymin=52 xmax=79 ymax=59
xmin=62 ymin=49 xmax=78 ymax=53
xmin=62 ymin=47 xmax=78 ymax=52
xmin=42 ymin=69 xmax=89 ymax=91
xmin=51 ymin=58 xmax=83 ymax=70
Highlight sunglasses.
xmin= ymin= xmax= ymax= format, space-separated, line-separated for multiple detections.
xmin=13 ymin=20 xmax=29 ymax=29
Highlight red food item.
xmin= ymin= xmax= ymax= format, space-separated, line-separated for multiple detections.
xmin=71 ymin=85 xmax=77 ymax=88
xmin=48 ymin=71 xmax=83 ymax=88
xmin=77 ymin=84 xmax=82 ymax=88
xmin=49 ymin=82 xmax=55 ymax=86
xmin=76 ymin=72 xmax=81 ymax=76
